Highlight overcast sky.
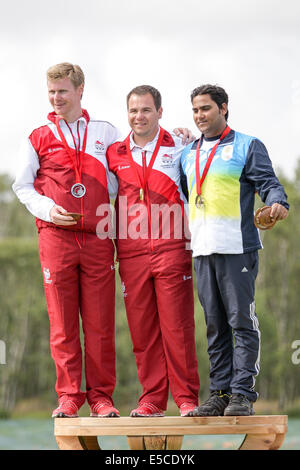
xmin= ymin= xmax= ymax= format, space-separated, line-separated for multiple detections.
xmin=1 ymin=0 xmax=300 ymax=180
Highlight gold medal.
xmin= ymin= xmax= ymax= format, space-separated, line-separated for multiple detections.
xmin=195 ymin=194 xmax=204 ymax=208
xmin=125 ymin=128 xmax=165 ymax=205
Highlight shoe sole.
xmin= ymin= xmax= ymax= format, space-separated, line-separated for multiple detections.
xmin=192 ymin=410 xmax=225 ymax=416
xmin=224 ymin=410 xmax=255 ymax=416
xmin=90 ymin=412 xmax=120 ymax=417
xmin=130 ymin=413 xmax=165 ymax=417
xmin=52 ymin=413 xmax=78 ymax=418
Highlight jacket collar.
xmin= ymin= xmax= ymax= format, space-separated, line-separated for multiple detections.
xmin=47 ymin=108 xmax=90 ymax=125
xmin=116 ymin=127 xmax=175 ymax=154
xmin=191 ymin=128 xmax=235 ymax=149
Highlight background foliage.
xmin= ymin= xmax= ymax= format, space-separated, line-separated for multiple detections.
xmin=0 ymin=167 xmax=300 ymax=417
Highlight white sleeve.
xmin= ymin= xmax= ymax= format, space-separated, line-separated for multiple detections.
xmin=12 ymin=138 xmax=56 ymax=222
xmin=107 ymin=170 xmax=119 ymax=200
xmin=106 ymin=125 xmax=122 ymax=200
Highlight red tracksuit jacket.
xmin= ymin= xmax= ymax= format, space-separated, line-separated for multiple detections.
xmin=106 ymin=128 xmax=190 ymax=258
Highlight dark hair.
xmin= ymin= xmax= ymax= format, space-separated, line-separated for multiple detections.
xmin=127 ymin=85 xmax=162 ymax=111
xmin=191 ymin=84 xmax=229 ymax=120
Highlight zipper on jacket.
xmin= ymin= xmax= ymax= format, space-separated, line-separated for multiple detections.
xmin=142 ymin=151 xmax=154 ymax=251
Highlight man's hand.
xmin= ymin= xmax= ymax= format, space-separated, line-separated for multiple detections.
xmin=173 ymin=127 xmax=196 ymax=145
xmin=270 ymin=203 xmax=289 ymax=221
xmin=50 ymin=205 xmax=78 ymax=226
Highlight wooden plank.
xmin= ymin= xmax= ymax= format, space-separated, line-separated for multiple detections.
xmin=54 ymin=424 xmax=287 ymax=436
xmin=166 ymin=436 xmax=184 ymax=450
xmin=56 ymin=436 xmax=86 ymax=450
xmin=144 ymin=436 xmax=166 ymax=450
xmin=239 ymin=433 xmax=277 ymax=450
xmin=269 ymin=433 xmax=286 ymax=450
xmin=54 ymin=416 xmax=287 ymax=430
xmin=127 ymin=436 xmax=145 ymax=450
xmin=81 ymin=436 xmax=101 ymax=450
xmin=54 ymin=419 xmax=287 ymax=437
xmin=54 ymin=415 xmax=287 ymax=429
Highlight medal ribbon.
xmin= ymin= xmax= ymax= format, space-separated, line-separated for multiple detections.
xmin=125 ymin=127 xmax=165 ymax=200
xmin=55 ymin=117 xmax=88 ymax=231
xmin=195 ymin=125 xmax=231 ymax=197
xmin=55 ymin=118 xmax=88 ymax=184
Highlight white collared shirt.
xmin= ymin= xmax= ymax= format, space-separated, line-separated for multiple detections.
xmin=128 ymin=127 xmax=161 ymax=165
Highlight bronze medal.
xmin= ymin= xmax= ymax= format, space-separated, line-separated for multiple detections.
xmin=195 ymin=194 xmax=204 ymax=208
xmin=195 ymin=125 xmax=231 ymax=211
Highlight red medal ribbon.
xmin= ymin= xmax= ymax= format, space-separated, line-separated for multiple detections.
xmin=125 ymin=127 xmax=165 ymax=200
xmin=55 ymin=117 xmax=88 ymax=229
xmin=55 ymin=117 xmax=88 ymax=184
xmin=195 ymin=125 xmax=231 ymax=198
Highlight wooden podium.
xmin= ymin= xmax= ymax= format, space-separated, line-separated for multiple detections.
xmin=54 ymin=415 xmax=288 ymax=450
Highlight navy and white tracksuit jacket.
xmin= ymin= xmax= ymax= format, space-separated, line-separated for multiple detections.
xmin=181 ymin=128 xmax=289 ymax=400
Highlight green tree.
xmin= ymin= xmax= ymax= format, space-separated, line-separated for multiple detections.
xmin=0 ymin=174 xmax=37 ymax=239
xmin=255 ymin=163 xmax=300 ymax=408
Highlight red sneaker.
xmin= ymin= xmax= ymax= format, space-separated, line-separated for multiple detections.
xmin=130 ymin=403 xmax=164 ymax=417
xmin=90 ymin=401 xmax=120 ymax=417
xmin=52 ymin=398 xmax=79 ymax=418
xmin=180 ymin=402 xmax=197 ymax=417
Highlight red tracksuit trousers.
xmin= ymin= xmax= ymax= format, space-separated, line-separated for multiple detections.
xmin=118 ymin=248 xmax=200 ymax=410
xmin=38 ymin=227 xmax=116 ymax=407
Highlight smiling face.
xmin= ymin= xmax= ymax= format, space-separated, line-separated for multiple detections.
xmin=47 ymin=77 xmax=84 ymax=122
xmin=192 ymin=93 xmax=227 ymax=138
xmin=127 ymin=93 xmax=163 ymax=146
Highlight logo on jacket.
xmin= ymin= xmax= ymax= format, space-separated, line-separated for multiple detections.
xmin=221 ymin=145 xmax=233 ymax=161
xmin=161 ymin=153 xmax=175 ymax=168
xmin=95 ymin=140 xmax=105 ymax=154
xmin=43 ymin=267 xmax=52 ymax=284
xmin=121 ymin=281 xmax=127 ymax=297
xmin=48 ymin=147 xmax=64 ymax=153
xmin=118 ymin=165 xmax=130 ymax=171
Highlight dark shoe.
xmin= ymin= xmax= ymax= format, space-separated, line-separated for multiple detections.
xmin=224 ymin=393 xmax=254 ymax=416
xmin=193 ymin=390 xmax=231 ymax=416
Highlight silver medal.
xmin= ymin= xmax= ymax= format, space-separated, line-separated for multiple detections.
xmin=71 ymin=183 xmax=86 ymax=198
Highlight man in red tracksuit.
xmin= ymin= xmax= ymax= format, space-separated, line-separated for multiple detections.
xmin=13 ymin=63 xmax=120 ymax=418
xmin=107 ymin=85 xmax=200 ymax=417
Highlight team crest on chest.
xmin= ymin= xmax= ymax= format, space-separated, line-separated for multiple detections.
xmin=95 ymin=140 xmax=105 ymax=154
xmin=160 ymin=153 xmax=176 ymax=169
xmin=221 ymin=145 xmax=233 ymax=161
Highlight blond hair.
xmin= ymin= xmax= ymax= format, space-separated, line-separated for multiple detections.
xmin=47 ymin=62 xmax=85 ymax=88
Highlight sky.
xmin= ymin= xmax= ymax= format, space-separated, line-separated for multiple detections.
xmin=1 ymin=0 xmax=300 ymax=180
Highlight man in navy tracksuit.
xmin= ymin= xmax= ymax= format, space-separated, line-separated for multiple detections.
xmin=181 ymin=84 xmax=289 ymax=415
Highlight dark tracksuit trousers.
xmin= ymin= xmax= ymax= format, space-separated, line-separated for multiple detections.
xmin=194 ymin=251 xmax=260 ymax=402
